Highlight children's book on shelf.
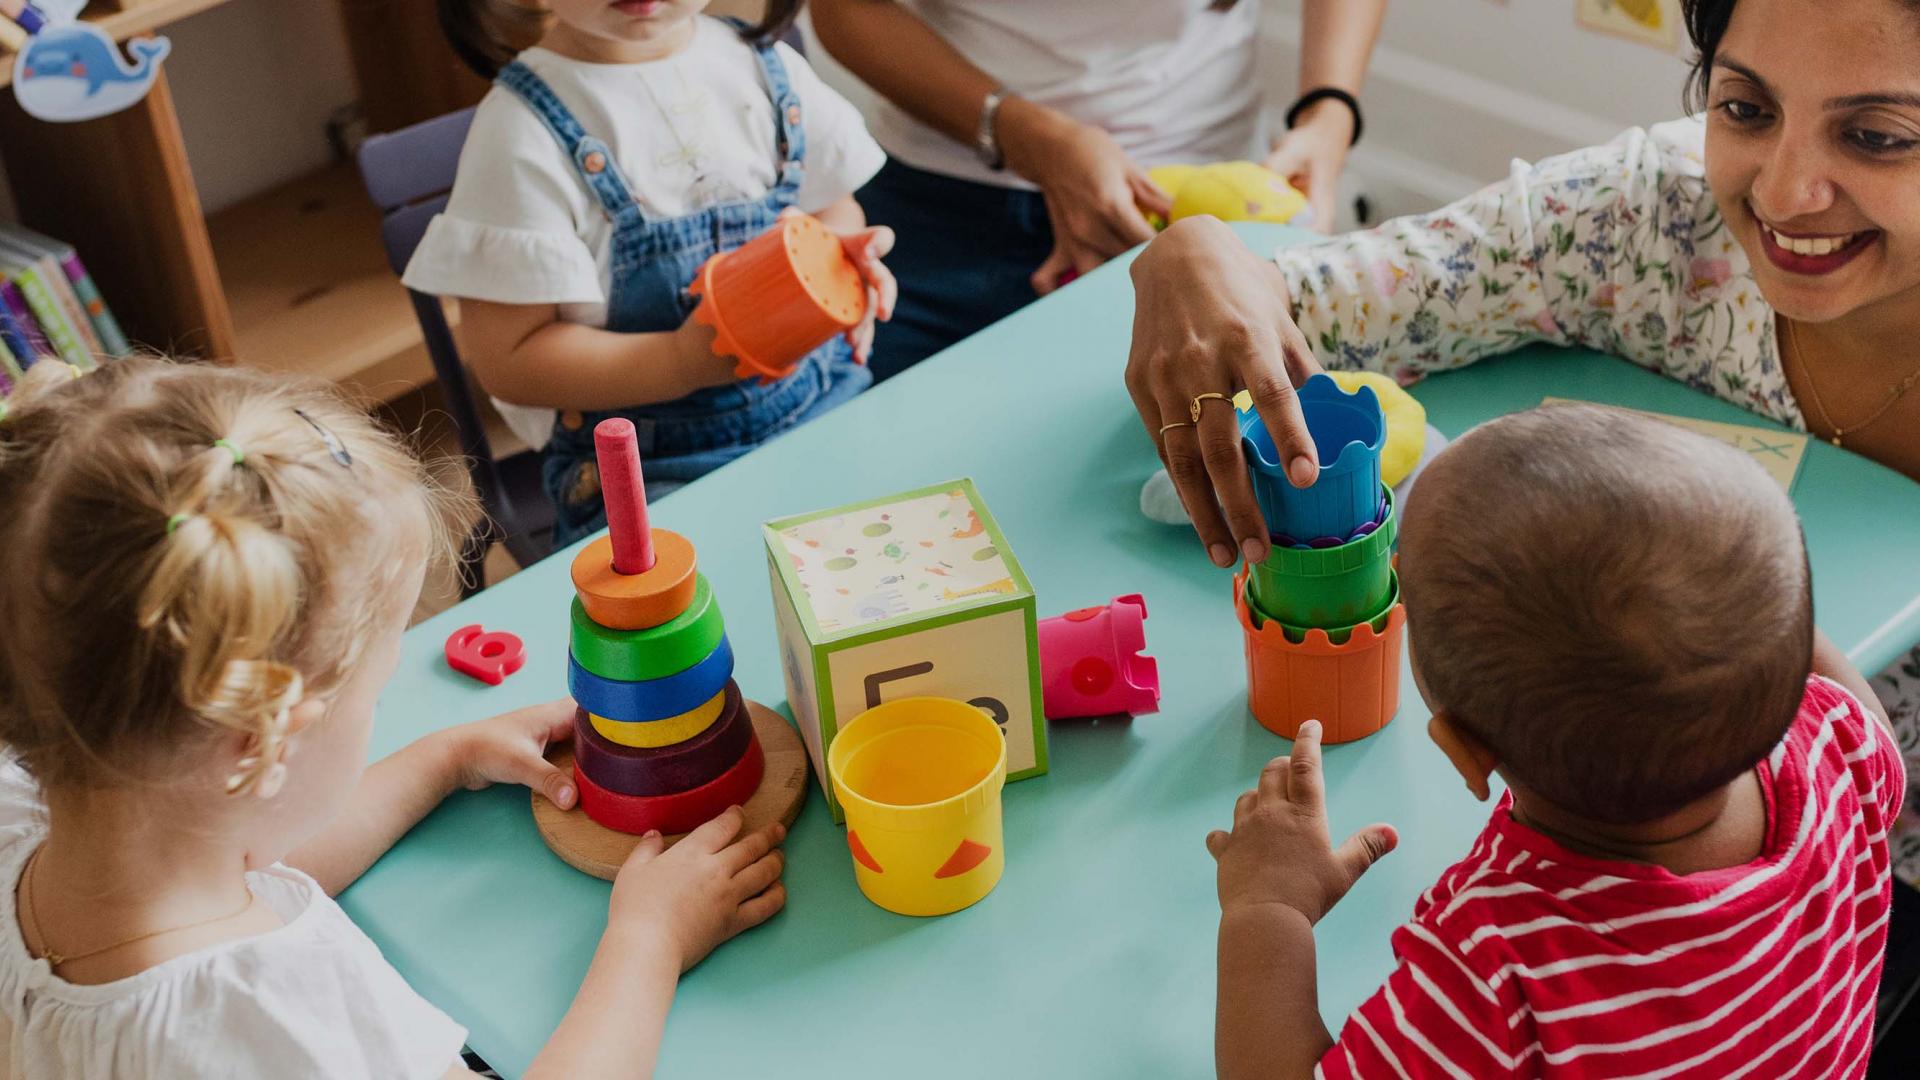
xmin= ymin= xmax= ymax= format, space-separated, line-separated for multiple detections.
xmin=0 ymin=238 xmax=95 ymax=369
xmin=0 ymin=287 xmax=37 ymax=367
xmin=0 ymin=225 xmax=129 ymax=357
xmin=0 ymin=279 xmax=53 ymax=360
xmin=0 ymin=234 xmax=101 ymax=358
xmin=0 ymin=332 xmax=20 ymax=394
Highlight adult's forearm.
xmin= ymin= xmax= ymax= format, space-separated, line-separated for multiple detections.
xmin=1296 ymin=0 xmax=1385 ymax=96
xmin=809 ymin=0 xmax=997 ymax=146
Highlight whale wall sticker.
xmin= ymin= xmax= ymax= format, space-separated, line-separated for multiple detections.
xmin=15 ymin=22 xmax=171 ymax=123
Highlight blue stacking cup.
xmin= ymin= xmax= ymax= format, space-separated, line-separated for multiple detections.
xmin=1240 ymin=373 xmax=1385 ymax=541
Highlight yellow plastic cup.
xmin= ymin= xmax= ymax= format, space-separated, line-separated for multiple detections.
xmin=827 ymin=697 xmax=1008 ymax=916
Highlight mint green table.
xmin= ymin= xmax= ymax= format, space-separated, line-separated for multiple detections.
xmin=345 ymin=224 xmax=1920 ymax=1078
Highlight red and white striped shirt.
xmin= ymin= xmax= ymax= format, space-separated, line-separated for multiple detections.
xmin=1318 ymin=676 xmax=1904 ymax=1079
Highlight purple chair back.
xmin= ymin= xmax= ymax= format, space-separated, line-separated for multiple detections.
xmin=357 ymin=108 xmax=553 ymax=585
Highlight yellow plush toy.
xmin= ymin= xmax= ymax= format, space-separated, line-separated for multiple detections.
xmin=1145 ymin=162 xmax=1310 ymax=230
xmin=1233 ymin=371 xmax=1427 ymax=487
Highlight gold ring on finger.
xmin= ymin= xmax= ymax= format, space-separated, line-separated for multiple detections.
xmin=1190 ymin=392 xmax=1232 ymax=423
xmin=1158 ymin=420 xmax=1196 ymax=437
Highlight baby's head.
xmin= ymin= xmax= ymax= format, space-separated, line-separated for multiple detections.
xmin=437 ymin=0 xmax=803 ymax=78
xmin=1397 ymin=404 xmax=1811 ymax=826
xmin=0 ymin=359 xmax=466 ymax=861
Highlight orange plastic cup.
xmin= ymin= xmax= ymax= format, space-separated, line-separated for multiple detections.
xmin=688 ymin=213 xmax=867 ymax=384
xmin=1233 ymin=568 xmax=1405 ymax=744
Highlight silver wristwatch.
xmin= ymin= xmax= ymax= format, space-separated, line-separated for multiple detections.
xmin=975 ymin=86 xmax=1011 ymax=170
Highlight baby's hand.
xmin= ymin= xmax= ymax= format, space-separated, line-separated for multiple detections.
xmin=1206 ymin=720 xmax=1397 ymax=924
xmin=607 ymin=807 xmax=787 ymax=971
xmin=831 ymin=222 xmax=896 ymax=366
xmin=442 ymin=698 xmax=578 ymax=810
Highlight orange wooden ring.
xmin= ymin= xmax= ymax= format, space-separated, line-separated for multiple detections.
xmin=571 ymin=529 xmax=698 ymax=631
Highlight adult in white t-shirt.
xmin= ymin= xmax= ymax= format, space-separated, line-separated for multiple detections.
xmin=811 ymin=0 xmax=1385 ymax=379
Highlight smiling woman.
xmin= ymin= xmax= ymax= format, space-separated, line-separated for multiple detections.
xmin=1123 ymin=0 xmax=1920 ymax=892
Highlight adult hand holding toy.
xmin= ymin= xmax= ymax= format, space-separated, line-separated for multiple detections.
xmin=1125 ymin=216 xmax=1325 ymax=569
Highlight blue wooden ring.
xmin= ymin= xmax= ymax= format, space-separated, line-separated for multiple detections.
xmin=571 ymin=683 xmax=754 ymax=796
xmin=568 ymin=636 xmax=734 ymax=722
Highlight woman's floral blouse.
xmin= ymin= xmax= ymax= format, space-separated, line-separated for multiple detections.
xmin=1276 ymin=117 xmax=1803 ymax=429
xmin=1274 ymin=115 xmax=1920 ymax=888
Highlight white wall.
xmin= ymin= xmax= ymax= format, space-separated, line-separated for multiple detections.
xmin=1261 ymin=0 xmax=1694 ymax=216
xmin=163 ymin=0 xmax=360 ymax=213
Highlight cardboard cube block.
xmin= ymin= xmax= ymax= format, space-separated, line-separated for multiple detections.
xmin=765 ymin=479 xmax=1046 ymax=821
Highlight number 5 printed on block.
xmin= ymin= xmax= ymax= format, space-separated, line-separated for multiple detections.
xmin=863 ymin=662 xmax=1008 ymax=730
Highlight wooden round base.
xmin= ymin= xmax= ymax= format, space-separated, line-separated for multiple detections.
xmin=534 ymin=700 xmax=809 ymax=880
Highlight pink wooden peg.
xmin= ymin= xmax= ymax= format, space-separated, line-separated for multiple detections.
xmin=594 ymin=418 xmax=655 ymax=575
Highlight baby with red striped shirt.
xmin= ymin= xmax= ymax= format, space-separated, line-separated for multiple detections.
xmin=1209 ymin=404 xmax=1903 ymax=1079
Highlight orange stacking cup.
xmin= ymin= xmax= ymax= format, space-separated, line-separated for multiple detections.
xmin=1234 ymin=568 xmax=1405 ymax=744
xmin=688 ymin=213 xmax=867 ymax=384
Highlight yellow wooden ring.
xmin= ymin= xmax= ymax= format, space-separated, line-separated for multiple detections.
xmin=589 ymin=689 xmax=728 ymax=749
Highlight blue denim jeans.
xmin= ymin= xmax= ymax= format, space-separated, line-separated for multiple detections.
xmin=856 ymin=159 xmax=1054 ymax=381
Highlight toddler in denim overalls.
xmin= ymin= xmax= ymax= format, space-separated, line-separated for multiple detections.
xmin=405 ymin=10 xmax=893 ymax=548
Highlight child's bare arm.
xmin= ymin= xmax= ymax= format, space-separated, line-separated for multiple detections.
xmin=1813 ymin=627 xmax=1891 ymax=736
xmin=523 ymin=808 xmax=787 ymax=1080
xmin=1217 ymin=904 xmax=1328 ymax=1079
xmin=289 ymin=701 xmax=577 ymax=896
xmin=459 ymin=299 xmax=731 ymax=410
xmin=1208 ymin=721 xmax=1398 ymax=1080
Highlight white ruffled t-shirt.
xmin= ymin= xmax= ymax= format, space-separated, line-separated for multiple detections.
xmin=0 ymin=762 xmax=467 ymax=1079
xmin=403 ymin=17 xmax=887 ymax=449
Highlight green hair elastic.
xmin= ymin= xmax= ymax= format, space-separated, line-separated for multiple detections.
xmin=212 ymin=438 xmax=245 ymax=466
xmin=166 ymin=513 xmax=191 ymax=536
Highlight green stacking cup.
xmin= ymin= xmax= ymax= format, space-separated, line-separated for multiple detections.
xmin=1247 ymin=570 xmax=1400 ymax=646
xmin=1246 ymin=486 xmax=1395 ymax=628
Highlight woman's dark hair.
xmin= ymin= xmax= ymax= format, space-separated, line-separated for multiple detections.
xmin=1679 ymin=0 xmax=1738 ymax=111
xmin=1682 ymin=0 xmax=1920 ymax=110
xmin=438 ymin=0 xmax=807 ymax=80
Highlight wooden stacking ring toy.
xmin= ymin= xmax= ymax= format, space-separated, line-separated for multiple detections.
xmin=571 ymin=687 xmax=754 ymax=797
xmin=569 ymin=574 xmax=724 ymax=682
xmin=590 ymin=688 xmax=729 ymax=749
xmin=568 ymin=636 xmax=733 ymax=723
xmin=538 ymin=417 xmax=805 ymax=877
xmin=571 ymin=529 xmax=698 ymax=632
xmin=574 ymin=736 xmax=766 ymax=835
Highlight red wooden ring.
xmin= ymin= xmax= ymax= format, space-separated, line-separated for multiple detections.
xmin=570 ymin=683 xmax=753 ymax=797
xmin=575 ymin=735 xmax=765 ymax=836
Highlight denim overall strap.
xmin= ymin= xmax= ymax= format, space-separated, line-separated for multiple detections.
xmin=495 ymin=61 xmax=642 ymax=222
xmin=737 ymin=25 xmax=806 ymax=201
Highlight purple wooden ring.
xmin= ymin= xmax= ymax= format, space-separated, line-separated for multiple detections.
xmin=571 ymin=681 xmax=753 ymax=797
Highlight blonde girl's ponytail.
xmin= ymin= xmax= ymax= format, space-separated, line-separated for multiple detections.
xmin=139 ymin=504 xmax=306 ymax=795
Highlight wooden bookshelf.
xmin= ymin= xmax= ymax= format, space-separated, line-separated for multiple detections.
xmin=0 ymin=0 xmax=485 ymax=400
xmin=208 ymin=161 xmax=449 ymax=400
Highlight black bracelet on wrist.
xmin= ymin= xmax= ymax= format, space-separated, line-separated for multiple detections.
xmin=1285 ymin=88 xmax=1363 ymax=147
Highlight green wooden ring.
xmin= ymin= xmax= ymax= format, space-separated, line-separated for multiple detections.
xmin=571 ymin=574 xmax=726 ymax=682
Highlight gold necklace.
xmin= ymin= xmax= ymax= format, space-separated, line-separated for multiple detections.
xmin=20 ymin=845 xmax=254 ymax=969
xmin=637 ymin=67 xmax=707 ymax=179
xmin=1781 ymin=317 xmax=1920 ymax=446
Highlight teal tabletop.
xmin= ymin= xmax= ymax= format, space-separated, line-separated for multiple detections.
xmin=344 ymin=223 xmax=1920 ymax=1078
